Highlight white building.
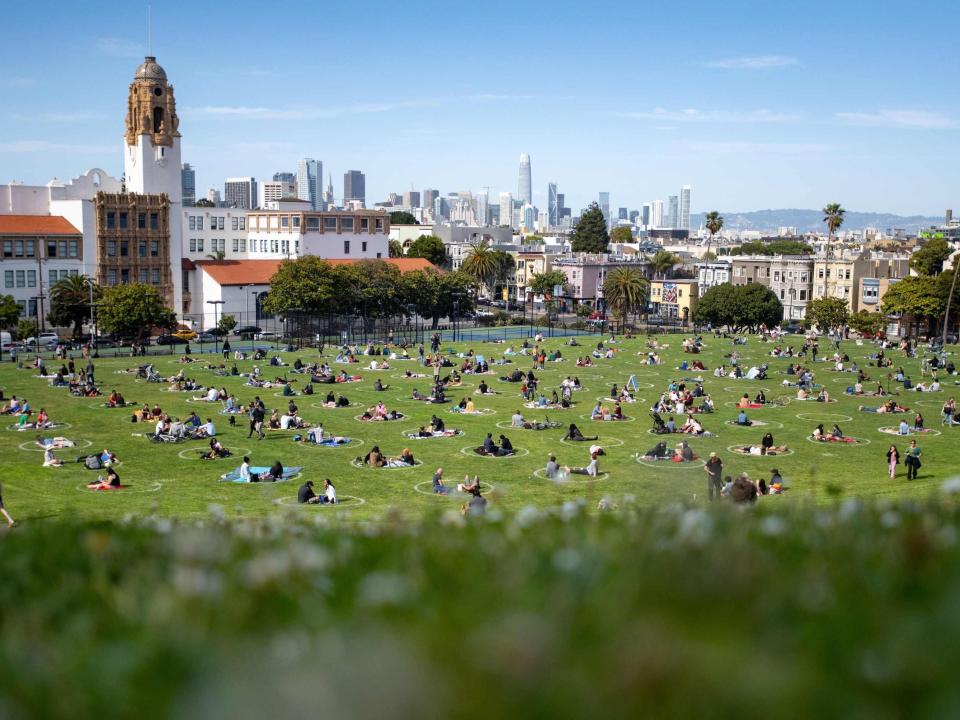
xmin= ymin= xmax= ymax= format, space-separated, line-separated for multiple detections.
xmin=649 ymin=199 xmax=664 ymax=228
xmin=695 ymin=261 xmax=731 ymax=297
xmin=679 ymin=185 xmax=691 ymax=231
xmin=518 ymin=153 xmax=532 ymax=206
xmin=499 ymin=192 xmax=513 ymax=229
xmin=297 ymin=158 xmax=321 ymax=210
xmin=181 ymin=207 xmax=250 ymax=260
xmin=258 ymin=180 xmax=295 ymax=208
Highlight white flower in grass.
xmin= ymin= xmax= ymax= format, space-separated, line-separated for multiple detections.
xmin=941 ymin=477 xmax=960 ymax=495
xmin=759 ymin=515 xmax=786 ymax=537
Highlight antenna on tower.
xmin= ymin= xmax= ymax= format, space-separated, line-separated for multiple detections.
xmin=147 ymin=3 xmax=152 ymax=55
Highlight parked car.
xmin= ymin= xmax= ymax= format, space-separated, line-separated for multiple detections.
xmin=155 ymin=334 xmax=189 ymax=345
xmin=23 ymin=333 xmax=60 ymax=348
xmin=490 ymin=300 xmax=506 ymax=309
xmin=235 ymin=325 xmax=262 ymax=339
xmin=194 ymin=332 xmax=218 ymax=344
xmin=172 ymin=329 xmax=198 ymax=341
xmin=254 ymin=331 xmax=279 ymax=341
xmin=782 ymin=322 xmax=804 ymax=334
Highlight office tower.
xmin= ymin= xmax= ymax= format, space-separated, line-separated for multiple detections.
xmin=273 ymin=171 xmax=296 ymax=184
xmin=343 ymin=170 xmax=365 ymax=206
xmin=629 ymin=210 xmax=639 ymax=224
xmin=518 ymin=153 xmax=532 ymax=205
xmin=180 ymin=163 xmax=196 ymax=206
xmin=475 ymin=191 xmax=489 ymax=226
xmin=650 ymin=200 xmax=664 ymax=228
xmin=641 ymin=203 xmax=651 ymax=227
xmin=547 ymin=182 xmax=559 ymax=227
xmin=523 ymin=204 xmax=536 ymax=231
xmin=433 ymin=195 xmax=449 ymax=221
xmin=323 ymin=174 xmax=335 ymax=208
xmin=667 ymin=195 xmax=679 ymax=229
xmin=618 ymin=207 xmax=628 ymax=221
xmin=403 ymin=190 xmax=421 ymax=208
xmin=679 ymin=185 xmax=691 ymax=230
xmin=499 ymin=192 xmax=513 ymax=228
xmin=598 ymin=192 xmax=611 ymax=229
xmin=422 ymin=189 xmax=439 ymax=211
xmin=207 ymin=188 xmax=222 ymax=206
xmin=259 ymin=180 xmax=294 ymax=207
xmin=388 ymin=192 xmax=402 ymax=206
xmin=224 ymin=177 xmax=257 ymax=209
xmin=556 ymin=192 xmax=565 ymax=214
xmin=297 ymin=159 xmax=321 ymax=210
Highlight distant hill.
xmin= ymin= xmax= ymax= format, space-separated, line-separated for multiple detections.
xmin=689 ymin=209 xmax=945 ymax=234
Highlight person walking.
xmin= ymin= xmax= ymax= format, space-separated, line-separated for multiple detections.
xmin=942 ymin=397 xmax=956 ymax=427
xmin=704 ymin=452 xmax=723 ymax=501
xmin=904 ymin=439 xmax=922 ymax=481
xmin=886 ymin=444 xmax=900 ymax=480
xmin=0 ymin=480 xmax=14 ymax=527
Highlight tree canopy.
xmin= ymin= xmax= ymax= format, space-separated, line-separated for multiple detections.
xmin=388 ymin=240 xmax=404 ymax=258
xmin=730 ymin=240 xmax=813 ymax=256
xmin=48 ymin=275 xmax=100 ymax=338
xmin=97 ymin=284 xmax=175 ymax=340
xmin=571 ymin=203 xmax=610 ymax=253
xmin=806 ymin=297 xmax=851 ymax=332
xmin=910 ymin=237 xmax=953 ymax=276
xmin=602 ymin=266 xmax=648 ymax=328
xmin=823 ymin=203 xmax=845 ymax=238
xmin=0 ymin=294 xmax=20 ymax=330
xmin=530 ymin=271 xmax=568 ymax=298
xmin=610 ymin=226 xmax=634 ymax=244
xmin=694 ymin=282 xmax=783 ymax=330
xmin=881 ymin=275 xmax=943 ymax=320
xmin=389 ymin=211 xmax=418 ymax=225
xmin=849 ymin=310 xmax=886 ymax=337
xmin=406 ymin=235 xmax=448 ymax=267
xmin=400 ymin=269 xmax=475 ymax=328
xmin=649 ymin=250 xmax=679 ymax=279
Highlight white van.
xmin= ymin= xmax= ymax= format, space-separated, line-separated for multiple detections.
xmin=0 ymin=331 xmax=11 ymax=349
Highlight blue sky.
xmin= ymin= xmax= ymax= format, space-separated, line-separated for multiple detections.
xmin=1 ymin=0 xmax=957 ymax=216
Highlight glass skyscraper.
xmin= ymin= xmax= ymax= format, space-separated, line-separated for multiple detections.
xmin=518 ymin=154 xmax=532 ymax=206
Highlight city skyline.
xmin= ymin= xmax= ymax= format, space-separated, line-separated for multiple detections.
xmin=0 ymin=0 xmax=957 ymax=216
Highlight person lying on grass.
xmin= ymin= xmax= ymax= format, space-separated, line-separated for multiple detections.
xmin=563 ymin=450 xmax=601 ymax=477
xmin=564 ymin=423 xmax=598 ymax=442
xmin=859 ymin=399 xmax=909 ymax=414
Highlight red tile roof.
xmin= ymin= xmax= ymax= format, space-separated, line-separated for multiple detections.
xmin=195 ymin=257 xmax=437 ymax=286
xmin=0 ymin=215 xmax=81 ymax=235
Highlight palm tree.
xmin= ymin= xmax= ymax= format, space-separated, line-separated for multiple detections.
xmin=603 ymin=266 xmax=649 ymax=331
xmin=49 ymin=275 xmax=100 ymax=338
xmin=823 ymin=203 xmax=845 ymax=257
xmin=206 ymin=250 xmax=226 ymax=261
xmin=490 ymin=250 xmax=515 ymax=309
xmin=649 ymin=250 xmax=679 ymax=279
xmin=388 ymin=240 xmax=404 ymax=258
xmin=703 ymin=211 xmax=724 ymax=260
xmin=943 ymin=255 xmax=960 ymax=345
xmin=461 ymin=240 xmax=497 ymax=296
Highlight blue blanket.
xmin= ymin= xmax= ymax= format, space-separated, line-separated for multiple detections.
xmin=219 ymin=465 xmax=303 ymax=483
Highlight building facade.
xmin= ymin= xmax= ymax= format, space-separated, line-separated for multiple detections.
xmin=518 ymin=154 xmax=532 ymax=206
xmin=224 ymin=177 xmax=257 ymax=209
xmin=180 ymin=163 xmax=196 ymax=207
xmin=679 ymin=185 xmax=691 ymax=230
xmin=695 ymin=261 xmax=732 ymax=296
xmin=343 ymin=171 xmax=365 ymax=207
xmin=553 ymin=254 xmax=649 ymax=307
xmin=649 ymin=279 xmax=698 ymax=321
xmin=296 ymin=159 xmax=321 ymax=210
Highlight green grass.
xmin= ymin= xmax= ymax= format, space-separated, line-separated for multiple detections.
xmin=1 ymin=333 xmax=957 ymax=522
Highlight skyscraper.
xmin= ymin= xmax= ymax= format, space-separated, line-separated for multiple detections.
xmin=618 ymin=207 xmax=628 ymax=221
xmin=629 ymin=210 xmax=639 ymax=224
xmin=599 ymin=192 xmax=611 ymax=229
xmin=422 ymin=189 xmax=439 ymax=211
xmin=180 ymin=163 xmax=196 ymax=206
xmin=547 ymin=182 xmax=559 ymax=227
xmin=650 ymin=200 xmax=664 ymax=228
xmin=499 ymin=192 xmax=513 ymax=229
xmin=641 ymin=203 xmax=651 ymax=227
xmin=343 ymin=170 xmax=365 ymax=206
xmin=324 ymin=174 xmax=335 ymax=208
xmin=667 ymin=195 xmax=679 ymax=229
xmin=518 ymin=154 xmax=532 ymax=206
xmin=679 ymin=185 xmax=691 ymax=230
xmin=402 ymin=190 xmax=421 ymax=209
xmin=475 ymin=191 xmax=489 ymax=226
xmin=297 ymin=159 xmax=322 ymax=210
xmin=224 ymin=177 xmax=257 ymax=209
xmin=273 ymin=171 xmax=296 ymax=185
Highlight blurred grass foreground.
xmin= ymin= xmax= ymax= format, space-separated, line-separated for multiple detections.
xmin=3 ymin=499 xmax=960 ymax=719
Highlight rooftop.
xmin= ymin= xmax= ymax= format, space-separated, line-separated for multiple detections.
xmin=196 ymin=257 xmax=436 ymax=286
xmin=0 ymin=215 xmax=81 ymax=236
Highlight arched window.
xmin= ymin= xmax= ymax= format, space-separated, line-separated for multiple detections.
xmin=153 ymin=107 xmax=164 ymax=133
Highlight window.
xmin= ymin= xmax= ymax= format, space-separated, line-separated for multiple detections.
xmin=120 ymin=241 xmax=129 ymax=257
xmin=138 ymin=213 xmax=146 ymax=229
xmin=307 ymin=217 xmax=319 ymax=231
xmin=773 ymin=271 xmax=780 ymax=282
xmin=49 ymin=270 xmax=58 ymax=287
xmin=239 ymin=239 xmax=247 ymax=252
xmin=232 ymin=239 xmax=239 ymax=253
xmin=845 ymin=269 xmax=851 ymax=280
xmin=800 ymin=272 xmax=808 ymax=282
xmin=119 ymin=212 xmax=128 ymax=229
xmin=375 ymin=219 xmax=383 ymax=231
xmin=780 ymin=289 xmax=785 ymax=300
xmin=362 ymin=241 xmax=367 ymax=252
xmin=218 ymin=217 xmax=225 ymax=230
xmin=197 ymin=217 xmax=204 ymax=231
xmin=150 ymin=213 xmax=159 ymax=230
xmin=189 ymin=216 xmax=196 ymax=231
xmin=825 ymin=269 xmax=831 ymax=278
xmin=68 ymin=240 xmax=78 ymax=257
xmin=376 ymin=252 xmax=382 ymax=258
xmin=150 ymin=241 xmax=159 ymax=257
xmin=15 ymin=270 xmax=25 ymax=288
xmin=343 ymin=240 xmax=350 ymax=254
xmin=152 ymin=269 xmax=160 ymax=284
xmin=341 ymin=217 xmax=354 ymax=231
xmin=189 ymin=239 xmax=197 ymax=252
xmin=292 ymin=216 xmax=300 ymax=229
xmin=16 ymin=300 xmax=25 ymax=315
xmin=108 ymin=270 xmax=117 ymax=285
xmin=139 ymin=269 xmax=148 ymax=283
xmin=107 ymin=240 xmax=117 ymax=257
xmin=361 ymin=218 xmax=369 ymax=231
xmin=231 ymin=217 xmax=238 ymax=230
xmin=107 ymin=212 xmax=116 ymax=229
xmin=139 ymin=241 xmax=147 ymax=257
xmin=324 ymin=217 xmax=337 ymax=230
xmin=280 ymin=216 xmax=289 ymax=229
xmin=120 ymin=269 xmax=129 ymax=284
xmin=25 ymin=240 xmax=34 ymax=257
xmin=799 ymin=290 xmax=807 ymax=300
xmin=4 ymin=271 xmax=12 ymax=288
xmin=2 ymin=241 xmax=11 ymax=257
xmin=197 ymin=239 xmax=204 ymax=252
xmin=27 ymin=298 xmax=36 ymax=318
xmin=239 ymin=218 xmax=246 ymax=230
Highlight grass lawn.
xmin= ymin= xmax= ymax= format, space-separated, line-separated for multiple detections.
xmin=0 ymin=333 xmax=956 ymax=522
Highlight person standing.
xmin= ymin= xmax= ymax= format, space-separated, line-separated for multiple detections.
xmin=904 ymin=440 xmax=922 ymax=481
xmin=886 ymin=444 xmax=900 ymax=479
xmin=942 ymin=398 xmax=956 ymax=427
xmin=704 ymin=452 xmax=723 ymax=501
xmin=0 ymin=481 xmax=14 ymax=527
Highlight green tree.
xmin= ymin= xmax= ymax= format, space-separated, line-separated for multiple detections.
xmin=48 ymin=275 xmax=100 ymax=338
xmin=649 ymin=250 xmax=679 ymax=279
xmin=703 ymin=211 xmax=724 ymax=259
xmin=523 ymin=234 xmax=544 ymax=245
xmin=461 ymin=240 xmax=497 ymax=293
xmin=910 ymin=237 xmax=952 ymax=276
xmin=401 ymin=269 xmax=475 ymax=329
xmin=849 ymin=309 xmax=887 ymax=337
xmin=823 ymin=202 xmax=845 ymax=256
xmin=218 ymin=314 xmax=238 ymax=334
xmin=602 ymin=266 xmax=649 ymax=329
xmin=194 ymin=198 xmax=215 ymax=207
xmin=806 ymin=296 xmax=851 ymax=332
xmin=610 ymin=226 xmax=634 ymax=244
xmin=16 ymin=318 xmax=38 ymax=341
xmin=332 ymin=260 xmax=405 ymax=319
xmin=97 ymin=283 xmax=175 ymax=340
xmin=694 ymin=283 xmax=738 ymax=328
xmin=205 ymin=250 xmax=226 ymax=261
xmin=881 ymin=275 xmax=943 ymax=323
xmin=0 ymin=294 xmax=19 ymax=330
xmin=388 ymin=240 xmax=404 ymax=258
xmin=571 ymin=203 xmax=610 ymax=253
xmin=489 ymin=250 xmax=515 ymax=305
xmin=530 ymin=270 xmax=567 ymax=298
xmin=389 ymin=211 xmax=418 ymax=225
xmin=731 ymin=283 xmax=783 ymax=331
xmin=730 ymin=240 xmax=813 ymax=256
xmin=406 ymin=235 xmax=448 ymax=267
xmin=263 ymin=257 xmax=338 ymax=317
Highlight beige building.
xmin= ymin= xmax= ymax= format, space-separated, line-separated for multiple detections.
xmin=813 ymin=250 xmax=912 ymax=313
xmin=731 ymin=255 xmax=814 ymax=320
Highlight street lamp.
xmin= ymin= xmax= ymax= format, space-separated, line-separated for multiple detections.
xmin=406 ymin=303 xmax=418 ymax=346
xmin=451 ymin=291 xmax=465 ymax=344
xmin=207 ymin=300 xmax=225 ymax=355
xmin=33 ymin=293 xmax=47 ymax=334
xmin=92 ymin=302 xmax=104 ymax=358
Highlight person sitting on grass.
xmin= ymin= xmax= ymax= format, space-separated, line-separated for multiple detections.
xmin=672 ymin=441 xmax=696 ymax=463
xmin=42 ymin=446 xmax=63 ymax=467
xmin=395 ymin=448 xmax=416 ymax=466
xmin=203 ymin=438 xmax=229 ymax=459
xmin=564 ymin=450 xmax=601 ymax=477
xmin=511 ymin=409 xmax=525 ymax=427
xmin=107 ymin=390 xmax=126 ymax=408
xmin=564 ymin=423 xmax=597 ymax=442
xmin=87 ymin=467 xmax=121 ymax=490
xmin=736 ymin=409 xmax=752 ymax=426
xmin=545 ymin=455 xmax=560 ymax=479
xmin=430 ymin=467 xmax=450 ymax=495
xmin=429 ymin=414 xmax=445 ymax=434
xmin=253 ymin=461 xmax=285 ymax=483
xmin=363 ymin=446 xmax=386 ymax=468
xmin=643 ymin=441 xmax=670 ymax=460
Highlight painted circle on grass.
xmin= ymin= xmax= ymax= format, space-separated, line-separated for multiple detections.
xmin=303 ymin=437 xmax=364 ymax=450
xmin=831 ymin=376 xmax=862 ymax=384
xmin=442 ymin=381 xmax=474 ymax=390
xmin=795 ymin=412 xmax=853 ymax=422
xmin=522 ymin=402 xmax=575 ymax=411
xmin=793 ymin=398 xmax=839 ymax=404
xmin=310 ymin=401 xmax=361 ymax=409
xmin=391 ymin=373 xmax=430 ymax=381
xmin=413 ymin=480 xmax=495 ymax=496
xmin=645 ymin=429 xmax=718 ymax=439
xmin=578 ymin=413 xmax=636 ymax=423
xmin=806 ymin=435 xmax=870 ymax=446
xmin=723 ymin=400 xmax=791 ymax=408
xmin=353 ymin=413 xmax=407 ymax=423
xmin=724 ymin=386 xmax=771 ymax=395
xmin=183 ymin=398 xmax=222 ymax=405
xmin=473 ymin=390 xmax=501 ymax=397
xmin=595 ymin=396 xmax=644 ymax=406
xmin=635 ymin=456 xmax=706 ymax=470
xmin=274 ymin=494 xmax=366 ymax=507
xmin=400 ymin=428 xmax=464 ymax=439
xmin=459 ymin=445 xmax=530 ymax=459
xmin=396 ymin=395 xmax=451 ymax=405
xmin=350 ymin=458 xmax=423 ymax=469
xmin=877 ymin=427 xmax=942 ymax=437
xmin=914 ymin=398 xmax=951 ymax=407
xmin=177 ymin=446 xmax=251 ymax=460
xmin=725 ymin=445 xmax=795 ymax=458
xmin=723 ymin=419 xmax=784 ymax=430
xmin=19 ymin=438 xmax=92 ymax=452
xmin=76 ymin=481 xmax=163 ymax=493
xmin=6 ymin=422 xmax=71 ymax=432
xmin=446 ymin=407 xmax=496 ymax=416
xmin=272 ymin=390 xmax=301 ymax=398
xmin=493 ymin=419 xmax=564 ymax=431
xmin=532 ymin=467 xmax=609 ymax=482
xmin=560 ymin=436 xmax=625 ymax=448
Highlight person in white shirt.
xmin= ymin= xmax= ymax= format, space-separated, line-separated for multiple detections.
xmin=155 ymin=418 xmax=165 ymax=437
xmin=322 ymin=478 xmax=337 ymax=504
xmin=280 ymin=413 xmax=293 ymax=430
xmin=511 ymin=411 xmax=525 ymax=427
xmin=206 ymin=387 xmax=218 ymax=402
xmin=239 ymin=457 xmax=251 ymax=482
xmin=203 ymin=419 xmax=216 ymax=437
